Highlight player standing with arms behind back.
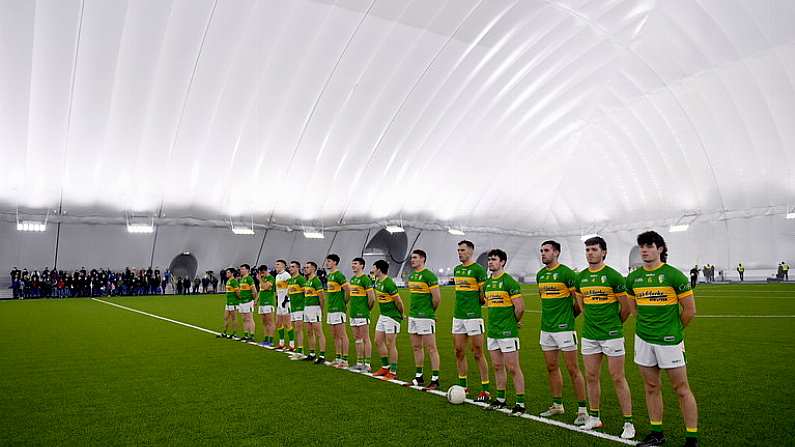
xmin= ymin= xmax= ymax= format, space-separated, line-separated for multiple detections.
xmin=325 ymin=254 xmax=350 ymax=368
xmin=627 ymin=231 xmax=698 ymax=447
xmin=482 ymin=249 xmax=526 ymax=415
xmin=256 ymin=265 xmax=276 ymax=348
xmin=348 ymin=257 xmax=375 ymax=372
xmin=217 ymin=268 xmax=239 ymax=339
xmin=452 ymin=240 xmax=490 ymax=402
xmin=407 ymin=250 xmax=442 ymax=390
xmin=372 ymin=260 xmax=404 ymax=380
xmin=575 ymin=237 xmax=635 ymax=439
xmin=536 ymin=240 xmax=588 ymax=425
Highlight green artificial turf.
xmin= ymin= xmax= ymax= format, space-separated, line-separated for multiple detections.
xmin=1 ymin=283 xmax=794 ymax=446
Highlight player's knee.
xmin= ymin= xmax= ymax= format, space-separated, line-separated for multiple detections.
xmin=545 ymin=361 xmax=559 ymax=372
xmin=565 ymin=363 xmax=581 ymax=377
xmin=585 ymin=368 xmax=599 ymax=383
xmin=644 ymin=379 xmax=661 ymax=394
xmin=672 ymin=381 xmax=692 ymax=399
xmin=454 ymin=345 xmax=465 ymax=359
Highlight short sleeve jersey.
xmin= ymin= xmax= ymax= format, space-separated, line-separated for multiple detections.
xmin=375 ymin=276 xmax=402 ymax=321
xmin=257 ymin=274 xmax=276 ymax=306
xmin=626 ymin=263 xmax=693 ymax=345
xmin=349 ymin=274 xmax=374 ymax=319
xmin=225 ymin=278 xmax=239 ymax=305
xmin=536 ymin=264 xmax=577 ymax=333
xmin=325 ymin=271 xmax=347 ymax=313
xmin=575 ymin=265 xmax=626 ymax=340
xmin=408 ymin=269 xmax=439 ymax=319
xmin=453 ymin=262 xmax=487 ymax=319
xmin=287 ymin=275 xmax=306 ymax=312
xmin=484 ymin=272 xmax=522 ymax=339
xmin=304 ymin=276 xmax=323 ymax=307
xmin=238 ymin=275 xmax=255 ymax=304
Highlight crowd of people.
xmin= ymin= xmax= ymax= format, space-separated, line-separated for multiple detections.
xmin=8 ymin=267 xmax=219 ymax=298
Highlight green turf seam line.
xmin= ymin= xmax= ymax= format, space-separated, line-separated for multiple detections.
xmin=91 ymin=298 xmax=637 ymax=446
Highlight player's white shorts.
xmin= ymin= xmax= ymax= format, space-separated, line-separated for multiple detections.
xmin=488 ymin=337 xmax=520 ymax=353
xmin=238 ymin=300 xmax=254 ymax=314
xmin=452 ymin=318 xmax=484 ymax=336
xmin=290 ymin=310 xmax=304 ymax=322
xmin=258 ymin=305 xmax=274 ymax=314
xmin=539 ymin=330 xmax=578 ymax=352
xmin=581 ymin=337 xmax=625 ymax=357
xmin=327 ymin=312 xmax=347 ymax=325
xmin=303 ymin=305 xmax=322 ymax=323
xmin=375 ymin=315 xmax=401 ymax=334
xmin=634 ymin=335 xmax=686 ymax=369
xmin=224 ymin=304 xmax=238 ymax=312
xmin=349 ymin=317 xmax=369 ymax=327
xmin=276 ymin=300 xmax=290 ymax=316
xmin=408 ymin=317 xmax=436 ymax=335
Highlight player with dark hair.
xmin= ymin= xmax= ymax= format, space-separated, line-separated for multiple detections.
xmin=325 ymin=254 xmax=350 ymax=368
xmin=256 ymin=265 xmax=276 ymax=348
xmin=372 ymin=260 xmax=404 ymax=380
xmin=348 ymin=257 xmax=375 ymax=372
xmin=407 ymin=249 xmax=441 ymax=390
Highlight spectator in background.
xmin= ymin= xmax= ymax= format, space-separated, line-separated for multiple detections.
xmin=183 ymin=277 xmax=192 ymax=295
xmin=202 ymin=274 xmax=210 ymax=294
xmin=210 ymin=272 xmax=218 ymax=293
xmin=783 ymin=262 xmax=790 ymax=281
xmin=176 ymin=277 xmax=184 ymax=294
xmin=689 ymin=265 xmax=699 ymax=288
xmin=737 ymin=263 xmax=744 ymax=282
xmin=192 ymin=277 xmax=201 ymax=294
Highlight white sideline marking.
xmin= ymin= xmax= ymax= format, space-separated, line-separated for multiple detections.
xmin=92 ymin=298 xmax=636 ymax=446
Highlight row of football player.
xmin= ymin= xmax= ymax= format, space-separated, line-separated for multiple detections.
xmin=217 ymin=231 xmax=697 ymax=447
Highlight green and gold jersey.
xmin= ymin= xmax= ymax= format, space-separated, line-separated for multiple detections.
xmin=304 ymin=276 xmax=323 ymax=307
xmin=536 ymin=264 xmax=577 ymax=333
xmin=238 ymin=275 xmax=255 ymax=303
xmin=375 ymin=276 xmax=402 ymax=321
xmin=257 ymin=274 xmax=276 ymax=306
xmin=626 ymin=263 xmax=693 ymax=345
xmin=326 ymin=270 xmax=347 ymax=313
xmin=225 ymin=278 xmax=239 ymax=305
xmin=287 ymin=275 xmax=306 ymax=311
xmin=484 ymin=272 xmax=522 ymax=339
xmin=575 ymin=265 xmax=626 ymax=340
xmin=453 ymin=262 xmax=487 ymax=319
xmin=349 ymin=274 xmax=373 ymax=319
xmin=408 ymin=268 xmax=439 ymax=319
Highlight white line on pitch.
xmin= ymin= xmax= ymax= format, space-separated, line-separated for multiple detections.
xmin=92 ymin=298 xmax=636 ymax=446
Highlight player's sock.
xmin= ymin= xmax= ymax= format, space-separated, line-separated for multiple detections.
xmin=319 ymin=351 xmax=325 ymax=359
xmin=496 ymin=389 xmax=506 ymax=403
xmin=590 ymin=408 xmax=600 ymax=419
xmin=458 ymin=376 xmax=467 ymax=387
xmin=650 ymin=421 xmax=663 ymax=433
xmin=415 ymin=367 xmax=423 ymax=378
xmin=481 ymin=381 xmax=490 ymax=392
xmin=578 ymin=400 xmax=588 ymax=412
xmin=553 ymin=396 xmax=562 ymax=405
xmin=278 ymin=328 xmax=285 ymax=341
xmin=296 ymin=347 xmax=303 ymax=354
xmin=686 ymin=427 xmax=698 ymax=440
xmin=431 ymin=370 xmax=439 ymax=381
xmin=624 ymin=414 xmax=633 ymax=423
xmin=288 ymin=329 xmax=295 ymax=343
xmin=516 ymin=394 xmax=525 ymax=408
xmin=309 ymin=350 xmax=315 ymax=357
xmin=381 ymin=357 xmax=389 ymax=368
xmin=342 ymin=355 xmax=348 ymax=362
xmin=336 ymin=354 xmax=342 ymax=361
xmin=389 ymin=363 xmax=397 ymax=373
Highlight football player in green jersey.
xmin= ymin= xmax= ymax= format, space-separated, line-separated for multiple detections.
xmin=537 ymin=240 xmax=588 ymax=425
xmin=627 ymin=231 xmax=698 ymax=447
xmin=452 ymin=240 xmax=490 ymax=402
xmin=303 ymin=261 xmax=327 ymax=364
xmin=575 ymin=237 xmax=635 ymax=439
xmin=483 ymin=249 xmax=526 ymax=415
xmin=237 ymin=264 xmax=257 ymax=342
xmin=407 ymin=249 xmax=442 ymax=390
xmin=217 ymin=268 xmax=240 ymax=339
xmin=372 ymin=260 xmax=404 ymax=380
xmin=324 ymin=254 xmax=350 ymax=368
xmin=348 ymin=257 xmax=375 ymax=372
xmin=287 ymin=261 xmax=307 ymax=360
xmin=256 ymin=265 xmax=276 ymax=348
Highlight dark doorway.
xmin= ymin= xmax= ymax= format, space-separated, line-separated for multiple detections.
xmin=170 ymin=252 xmax=198 ymax=280
xmin=363 ymin=229 xmax=408 ymax=276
